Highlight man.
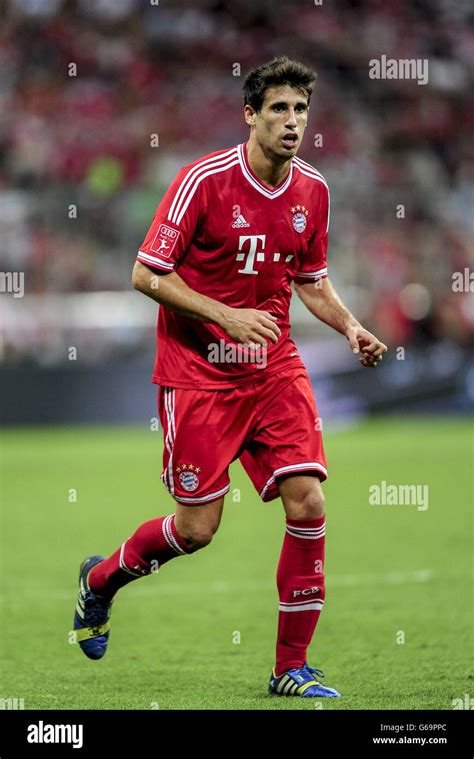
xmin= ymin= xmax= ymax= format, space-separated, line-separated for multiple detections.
xmin=73 ymin=57 xmax=387 ymax=699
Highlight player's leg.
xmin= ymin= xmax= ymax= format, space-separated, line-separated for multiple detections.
xmin=73 ymin=381 xmax=254 ymax=660
xmin=240 ymin=368 xmax=340 ymax=696
xmin=269 ymin=473 xmax=339 ymax=695
xmin=89 ymin=497 xmax=224 ymax=600
xmin=174 ymin=498 xmax=224 ymax=548
xmin=272 ymin=475 xmax=339 ymax=696
xmin=275 ymin=474 xmax=326 ymax=675
xmin=73 ymin=498 xmax=223 ymax=660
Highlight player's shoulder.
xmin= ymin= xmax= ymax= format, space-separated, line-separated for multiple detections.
xmin=166 ymin=146 xmax=239 ymax=220
xmin=292 ymin=154 xmax=329 ymax=194
xmin=178 ymin=144 xmax=240 ymax=179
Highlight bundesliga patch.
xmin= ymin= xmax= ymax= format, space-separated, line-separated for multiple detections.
xmin=291 ymin=205 xmax=309 ymax=233
xmin=150 ymin=224 xmax=180 ymax=258
xmin=176 ymin=463 xmax=201 ymax=492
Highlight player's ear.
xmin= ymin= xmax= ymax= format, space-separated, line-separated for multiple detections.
xmin=244 ymin=104 xmax=256 ymax=127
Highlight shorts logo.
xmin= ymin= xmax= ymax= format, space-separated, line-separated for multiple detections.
xmin=291 ymin=205 xmax=308 ymax=233
xmin=150 ymin=224 xmax=180 ymax=258
xmin=176 ymin=463 xmax=201 ymax=492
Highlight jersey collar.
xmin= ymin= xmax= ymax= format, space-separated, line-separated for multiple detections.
xmin=238 ymin=141 xmax=293 ymax=199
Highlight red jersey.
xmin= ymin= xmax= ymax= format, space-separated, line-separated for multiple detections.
xmin=136 ymin=141 xmax=329 ymax=389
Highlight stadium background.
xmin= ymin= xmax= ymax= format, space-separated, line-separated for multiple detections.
xmin=0 ymin=0 xmax=472 ymax=711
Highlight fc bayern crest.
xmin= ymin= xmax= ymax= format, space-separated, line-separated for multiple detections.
xmin=176 ymin=463 xmax=201 ymax=492
xmin=291 ymin=205 xmax=309 ymax=233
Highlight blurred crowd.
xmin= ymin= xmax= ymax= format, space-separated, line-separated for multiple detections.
xmin=0 ymin=0 xmax=473 ymax=364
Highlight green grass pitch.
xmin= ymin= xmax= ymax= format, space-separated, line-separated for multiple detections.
xmin=0 ymin=418 xmax=472 ymax=710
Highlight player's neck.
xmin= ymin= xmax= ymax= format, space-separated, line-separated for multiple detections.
xmin=245 ymin=139 xmax=291 ymax=190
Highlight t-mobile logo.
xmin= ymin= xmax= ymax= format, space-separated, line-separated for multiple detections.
xmin=236 ymin=234 xmax=266 ymax=275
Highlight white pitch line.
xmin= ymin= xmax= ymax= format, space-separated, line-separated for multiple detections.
xmin=125 ymin=569 xmax=437 ymax=597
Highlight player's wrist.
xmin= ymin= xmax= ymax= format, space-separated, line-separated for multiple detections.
xmin=213 ymin=302 xmax=233 ymax=330
xmin=344 ymin=317 xmax=361 ymax=335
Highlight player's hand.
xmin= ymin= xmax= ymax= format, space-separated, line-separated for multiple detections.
xmin=345 ymin=324 xmax=388 ymax=368
xmin=221 ymin=307 xmax=281 ymax=346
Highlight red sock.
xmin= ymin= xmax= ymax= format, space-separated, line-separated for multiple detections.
xmin=89 ymin=514 xmax=192 ymax=602
xmin=275 ymin=515 xmax=326 ymax=677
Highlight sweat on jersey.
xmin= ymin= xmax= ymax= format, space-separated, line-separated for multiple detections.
xmin=136 ymin=141 xmax=329 ymax=389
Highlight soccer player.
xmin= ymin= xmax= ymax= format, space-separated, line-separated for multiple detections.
xmin=73 ymin=57 xmax=387 ymax=698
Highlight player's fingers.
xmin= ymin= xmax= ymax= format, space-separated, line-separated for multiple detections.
xmin=369 ymin=344 xmax=387 ymax=358
xmin=247 ymin=332 xmax=268 ymax=347
xmin=361 ymin=341 xmax=379 ymax=354
xmin=260 ymin=310 xmax=279 ymax=322
xmin=254 ymin=324 xmax=279 ymax=344
xmin=257 ymin=316 xmax=281 ymax=338
xmin=345 ymin=332 xmax=359 ymax=354
xmin=360 ymin=356 xmax=380 ymax=367
xmin=362 ymin=349 xmax=385 ymax=361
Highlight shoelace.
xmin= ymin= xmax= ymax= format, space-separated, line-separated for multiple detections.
xmin=304 ymin=664 xmax=325 ymax=680
xmin=83 ymin=591 xmax=109 ymax=627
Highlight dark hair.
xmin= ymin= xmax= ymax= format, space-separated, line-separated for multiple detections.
xmin=243 ymin=56 xmax=317 ymax=113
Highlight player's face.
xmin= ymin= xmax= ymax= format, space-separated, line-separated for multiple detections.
xmin=247 ymin=85 xmax=310 ymax=160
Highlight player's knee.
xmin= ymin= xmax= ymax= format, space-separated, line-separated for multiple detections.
xmin=175 ymin=499 xmax=223 ymax=551
xmin=180 ymin=526 xmax=216 ymax=551
xmin=292 ymin=485 xmax=325 ymax=519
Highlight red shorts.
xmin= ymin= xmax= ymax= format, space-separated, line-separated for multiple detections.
xmin=158 ymin=367 xmax=327 ymax=505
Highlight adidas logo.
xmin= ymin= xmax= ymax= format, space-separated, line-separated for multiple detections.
xmin=232 ymin=214 xmax=250 ymax=228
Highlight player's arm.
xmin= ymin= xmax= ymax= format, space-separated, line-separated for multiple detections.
xmin=132 ymin=261 xmax=280 ymax=347
xmin=294 ymin=276 xmax=387 ymax=368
